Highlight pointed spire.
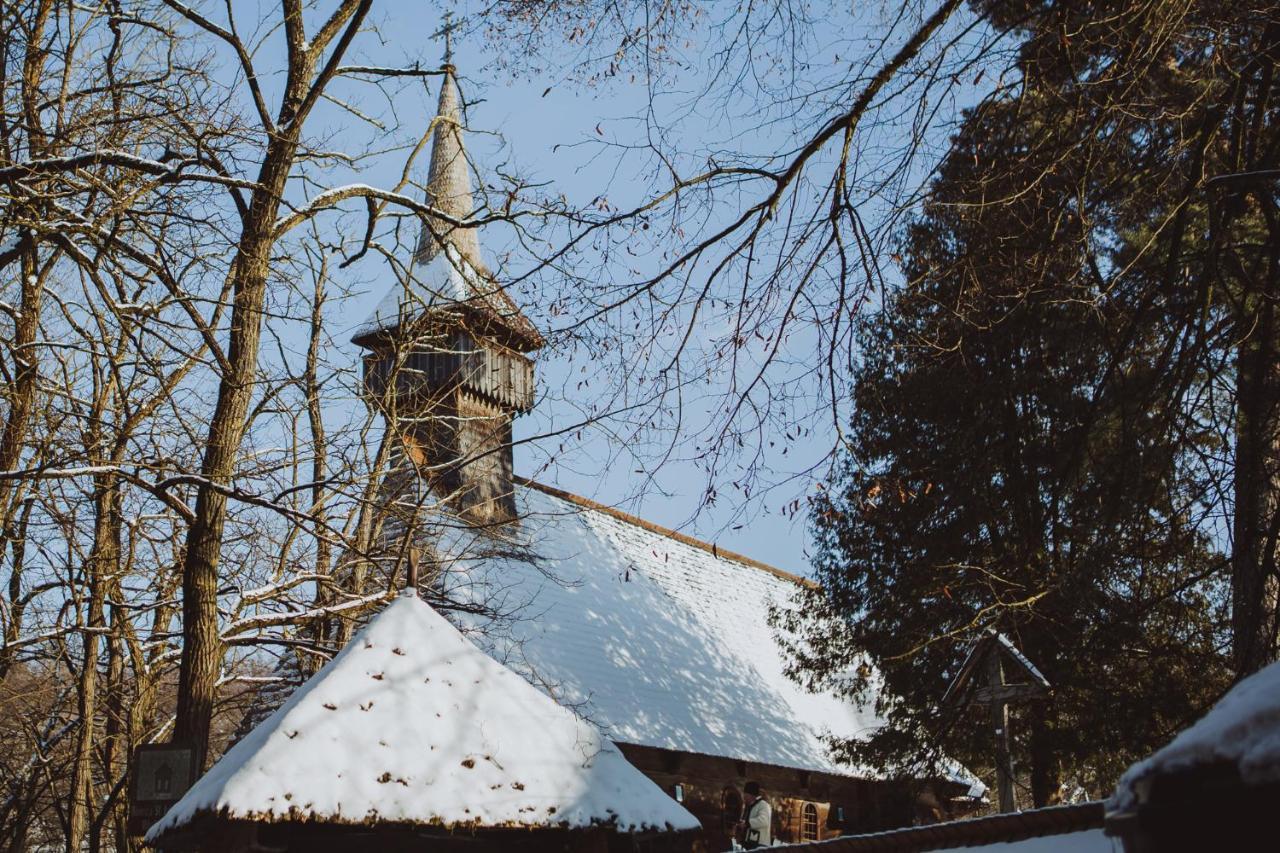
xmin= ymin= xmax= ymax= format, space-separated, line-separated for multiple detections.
xmin=414 ymin=65 xmax=483 ymax=271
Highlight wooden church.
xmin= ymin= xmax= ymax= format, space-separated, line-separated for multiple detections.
xmin=199 ymin=58 xmax=983 ymax=851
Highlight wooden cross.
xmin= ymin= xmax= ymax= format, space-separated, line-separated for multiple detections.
xmin=942 ymin=630 xmax=1050 ymax=812
xmin=431 ymin=11 xmax=462 ymax=65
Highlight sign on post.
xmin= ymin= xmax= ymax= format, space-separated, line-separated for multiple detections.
xmin=127 ymin=744 xmax=196 ymax=837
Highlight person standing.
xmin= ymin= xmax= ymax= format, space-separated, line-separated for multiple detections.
xmin=737 ymin=781 xmax=772 ymax=848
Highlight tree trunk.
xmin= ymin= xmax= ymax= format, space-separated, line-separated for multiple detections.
xmin=0 ymin=494 xmax=35 ymax=680
xmin=171 ymin=0 xmax=371 ymax=767
xmin=1224 ymin=19 xmax=1280 ymax=680
xmin=305 ymin=264 xmax=332 ymax=673
xmin=1231 ymin=243 xmax=1280 ymax=678
xmin=66 ymin=476 xmax=121 ymax=852
xmin=0 ymin=238 xmax=46 ymax=576
xmin=1027 ymin=703 xmax=1061 ymax=808
xmin=173 ymin=189 xmax=290 ymax=770
xmin=0 ymin=0 xmax=53 ymax=571
xmin=103 ymin=602 xmax=131 ymax=853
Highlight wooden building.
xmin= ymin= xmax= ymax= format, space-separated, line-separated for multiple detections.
xmin=145 ymin=592 xmax=699 ymax=852
xmin=257 ymin=55 xmax=986 ymax=851
xmin=1104 ymin=659 xmax=1280 ymax=852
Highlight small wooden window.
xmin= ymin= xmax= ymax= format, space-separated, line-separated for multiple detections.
xmin=802 ymin=803 xmax=819 ymax=841
xmin=673 ymin=783 xmax=684 ymax=803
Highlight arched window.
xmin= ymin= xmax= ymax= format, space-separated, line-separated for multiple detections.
xmin=802 ymin=802 xmax=819 ymax=841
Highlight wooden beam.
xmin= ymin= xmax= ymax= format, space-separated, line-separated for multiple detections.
xmin=973 ymin=682 xmax=1047 ymax=705
xmin=986 ymin=652 xmax=1015 ymax=813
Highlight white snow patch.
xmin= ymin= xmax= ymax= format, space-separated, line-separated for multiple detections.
xmin=1109 ymin=659 xmax=1280 ymax=811
xmin=354 ymin=243 xmax=481 ymax=339
xmin=146 ymin=593 xmax=698 ymax=841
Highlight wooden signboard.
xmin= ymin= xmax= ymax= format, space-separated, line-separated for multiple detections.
xmin=127 ymin=744 xmax=196 ymax=837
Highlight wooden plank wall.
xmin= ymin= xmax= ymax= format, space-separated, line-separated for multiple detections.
xmin=616 ymin=743 xmax=920 ymax=850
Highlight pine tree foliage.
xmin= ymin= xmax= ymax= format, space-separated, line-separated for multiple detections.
xmin=783 ymin=0 xmax=1278 ymax=803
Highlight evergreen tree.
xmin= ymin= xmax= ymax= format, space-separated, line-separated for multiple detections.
xmin=789 ymin=0 xmax=1280 ymax=803
xmin=969 ymin=0 xmax=1280 ymax=674
xmin=787 ymin=97 xmax=1231 ymax=805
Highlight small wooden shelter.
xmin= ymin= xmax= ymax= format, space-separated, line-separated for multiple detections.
xmin=1104 ymin=659 xmax=1280 ymax=852
xmin=145 ymin=592 xmax=699 ymax=852
xmin=942 ymin=630 xmax=1050 ymax=813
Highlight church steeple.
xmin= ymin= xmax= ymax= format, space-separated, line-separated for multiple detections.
xmin=353 ymin=53 xmax=542 ymax=527
xmin=413 ymin=65 xmax=483 ymax=273
xmin=354 ymin=60 xmax=541 ymax=353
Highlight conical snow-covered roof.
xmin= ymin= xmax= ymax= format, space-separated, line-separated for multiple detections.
xmin=353 ymin=66 xmax=542 ymax=351
xmin=146 ymin=594 xmax=698 ymax=842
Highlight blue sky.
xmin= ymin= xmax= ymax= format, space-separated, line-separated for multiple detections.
xmin=231 ymin=0 xmax=991 ymax=574
xmin=327 ymin=8 xmax=829 ymax=571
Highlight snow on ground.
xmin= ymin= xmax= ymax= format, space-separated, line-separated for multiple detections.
xmin=1110 ymin=659 xmax=1280 ymax=811
xmin=146 ymin=593 xmax=699 ymax=841
xmin=927 ymin=828 xmax=1117 ymax=852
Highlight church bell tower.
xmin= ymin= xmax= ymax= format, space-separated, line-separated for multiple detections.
xmin=352 ymin=61 xmax=543 ymax=527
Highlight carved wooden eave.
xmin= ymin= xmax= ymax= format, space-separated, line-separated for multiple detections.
xmin=363 ymin=328 xmax=536 ymax=415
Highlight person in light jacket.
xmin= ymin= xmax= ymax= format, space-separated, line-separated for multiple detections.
xmin=738 ymin=781 xmax=772 ymax=848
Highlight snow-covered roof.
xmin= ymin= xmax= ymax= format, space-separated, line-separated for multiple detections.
xmin=353 ymin=244 xmax=481 ymax=340
xmin=434 ymin=481 xmax=981 ymax=795
xmin=146 ymin=593 xmax=699 ymax=842
xmin=989 ymin=633 xmax=1050 ymax=689
xmin=1109 ymin=659 xmax=1280 ymax=811
xmin=942 ymin=631 xmax=1050 ymax=708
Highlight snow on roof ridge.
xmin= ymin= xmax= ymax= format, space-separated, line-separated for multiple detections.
xmin=514 ymin=477 xmax=817 ymax=590
xmin=992 ymin=631 xmax=1051 ymax=689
